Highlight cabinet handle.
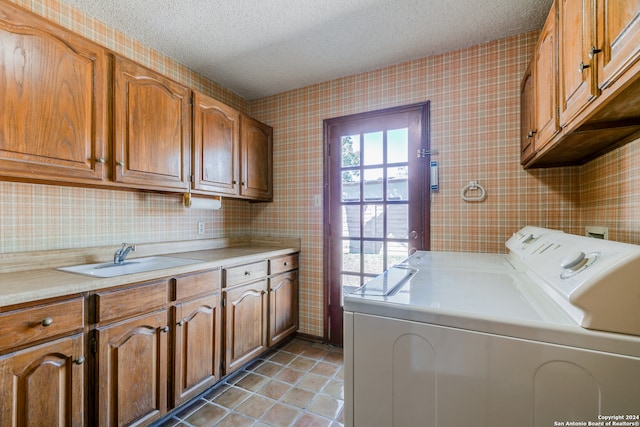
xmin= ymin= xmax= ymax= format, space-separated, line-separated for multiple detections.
xmin=284 ymin=262 xmax=288 ymax=266
xmin=232 ymin=180 xmax=238 ymax=185
xmin=589 ymin=46 xmax=602 ymax=59
xmin=41 ymin=317 xmax=53 ymax=327
xmin=527 ymin=130 xmax=537 ymax=138
xmin=116 ymin=161 xmax=125 ymax=167
xmin=177 ymin=320 xmax=185 ymax=327
xmin=579 ymin=62 xmax=590 ymax=73
xmin=245 ymin=271 xmax=251 ymax=276
xmin=161 ymin=326 xmax=170 ymax=333
xmin=74 ymin=356 xmax=85 ymax=365
xmin=96 ymin=157 xmax=106 ymax=164
xmin=241 ymin=182 xmax=246 ymax=186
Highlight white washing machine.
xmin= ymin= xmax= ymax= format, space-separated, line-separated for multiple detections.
xmin=343 ymin=227 xmax=640 ymax=427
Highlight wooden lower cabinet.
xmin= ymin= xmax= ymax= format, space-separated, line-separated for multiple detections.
xmin=172 ymin=292 xmax=222 ymax=406
xmin=223 ymin=280 xmax=269 ymax=375
xmin=268 ymin=270 xmax=299 ymax=347
xmin=0 ymin=334 xmax=85 ymax=427
xmin=0 ymin=254 xmax=297 ymax=427
xmin=95 ymin=310 xmax=169 ymax=427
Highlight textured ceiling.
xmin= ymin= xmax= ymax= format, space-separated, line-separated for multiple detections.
xmin=60 ymin=0 xmax=552 ymax=100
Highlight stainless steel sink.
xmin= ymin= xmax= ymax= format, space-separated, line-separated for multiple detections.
xmin=57 ymin=256 xmax=204 ymax=278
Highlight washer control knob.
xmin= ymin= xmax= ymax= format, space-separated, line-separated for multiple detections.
xmin=560 ymin=252 xmax=586 ymax=270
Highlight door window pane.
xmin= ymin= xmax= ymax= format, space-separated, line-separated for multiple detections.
xmin=387 ymin=128 xmax=408 ymax=163
xmin=363 ymin=168 xmax=383 ymax=200
xmin=387 ymin=167 xmax=408 ymax=200
xmin=387 ymin=205 xmax=408 ymax=239
xmin=342 ymin=206 xmax=361 ymax=238
xmin=341 ymin=135 xmax=360 ymax=168
xmin=363 ymin=251 xmax=384 ymax=275
xmin=341 ymin=241 xmax=360 ymax=273
xmin=363 ymin=131 xmax=383 ymax=165
xmin=363 ymin=204 xmax=384 ymax=238
xmin=342 ymin=178 xmax=360 ymax=202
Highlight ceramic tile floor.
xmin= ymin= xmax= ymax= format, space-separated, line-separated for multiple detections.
xmin=154 ymin=339 xmax=344 ymax=427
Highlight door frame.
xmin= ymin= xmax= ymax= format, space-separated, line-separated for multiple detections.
xmin=322 ymin=102 xmax=431 ymax=344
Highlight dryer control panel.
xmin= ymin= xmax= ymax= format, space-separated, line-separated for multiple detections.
xmin=509 ymin=227 xmax=640 ymax=337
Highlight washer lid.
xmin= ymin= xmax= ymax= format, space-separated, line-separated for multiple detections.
xmin=400 ymin=251 xmax=523 ymax=271
xmin=347 ymin=269 xmax=569 ymax=324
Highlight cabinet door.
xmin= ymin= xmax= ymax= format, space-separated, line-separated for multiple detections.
xmin=534 ymin=2 xmax=560 ymax=151
xmin=96 ymin=310 xmax=169 ymax=427
xmin=193 ymin=92 xmax=240 ymax=195
xmin=0 ymin=2 xmax=108 ymax=184
xmin=268 ymin=270 xmax=298 ymax=347
xmin=172 ymin=293 xmax=222 ymax=406
xmin=0 ymin=334 xmax=84 ymax=427
xmin=223 ymin=280 xmax=268 ymax=374
xmin=520 ymin=63 xmax=536 ymax=164
xmin=596 ymin=0 xmax=640 ymax=90
xmin=240 ymin=116 xmax=273 ymax=201
xmin=558 ymin=0 xmax=598 ymax=127
xmin=113 ymin=56 xmax=191 ymax=191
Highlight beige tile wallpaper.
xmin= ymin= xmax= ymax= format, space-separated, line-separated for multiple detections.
xmin=2 ymin=0 xmax=640 ymax=338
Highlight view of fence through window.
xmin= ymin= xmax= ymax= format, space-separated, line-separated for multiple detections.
xmin=340 ymin=128 xmax=410 ymax=299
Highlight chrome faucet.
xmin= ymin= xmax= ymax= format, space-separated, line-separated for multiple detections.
xmin=114 ymin=243 xmax=136 ymax=265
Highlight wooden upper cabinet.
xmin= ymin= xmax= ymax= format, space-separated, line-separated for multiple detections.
xmin=113 ymin=56 xmax=191 ymax=191
xmin=241 ymin=116 xmax=273 ymax=201
xmin=0 ymin=2 xmax=108 ymax=184
xmin=595 ymin=0 xmax=640 ymax=90
xmin=558 ymin=0 xmax=598 ymax=128
xmin=534 ymin=2 xmax=560 ymax=151
xmin=520 ymin=63 xmax=536 ymax=164
xmin=193 ymin=92 xmax=240 ymax=195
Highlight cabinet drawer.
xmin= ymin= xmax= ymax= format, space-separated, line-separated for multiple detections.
xmin=0 ymin=297 xmax=84 ymax=353
xmin=269 ymin=254 xmax=299 ymax=275
xmin=224 ymin=260 xmax=268 ymax=287
xmin=174 ymin=269 xmax=221 ymax=301
xmin=95 ymin=280 xmax=168 ymax=324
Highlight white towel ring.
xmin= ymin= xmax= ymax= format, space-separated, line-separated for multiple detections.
xmin=461 ymin=181 xmax=486 ymax=202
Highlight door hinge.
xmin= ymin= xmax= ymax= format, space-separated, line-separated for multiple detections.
xmin=417 ymin=149 xmax=431 ymax=158
xmin=222 ymin=298 xmax=226 ymax=308
xmin=91 ymin=337 xmax=97 ymax=354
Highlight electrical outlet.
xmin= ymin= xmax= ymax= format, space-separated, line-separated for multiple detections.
xmin=197 ymin=221 xmax=205 ymax=236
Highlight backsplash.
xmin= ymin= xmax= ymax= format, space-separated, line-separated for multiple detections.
xmin=0 ymin=181 xmax=252 ymax=253
xmin=3 ymin=0 xmax=640 ymax=339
